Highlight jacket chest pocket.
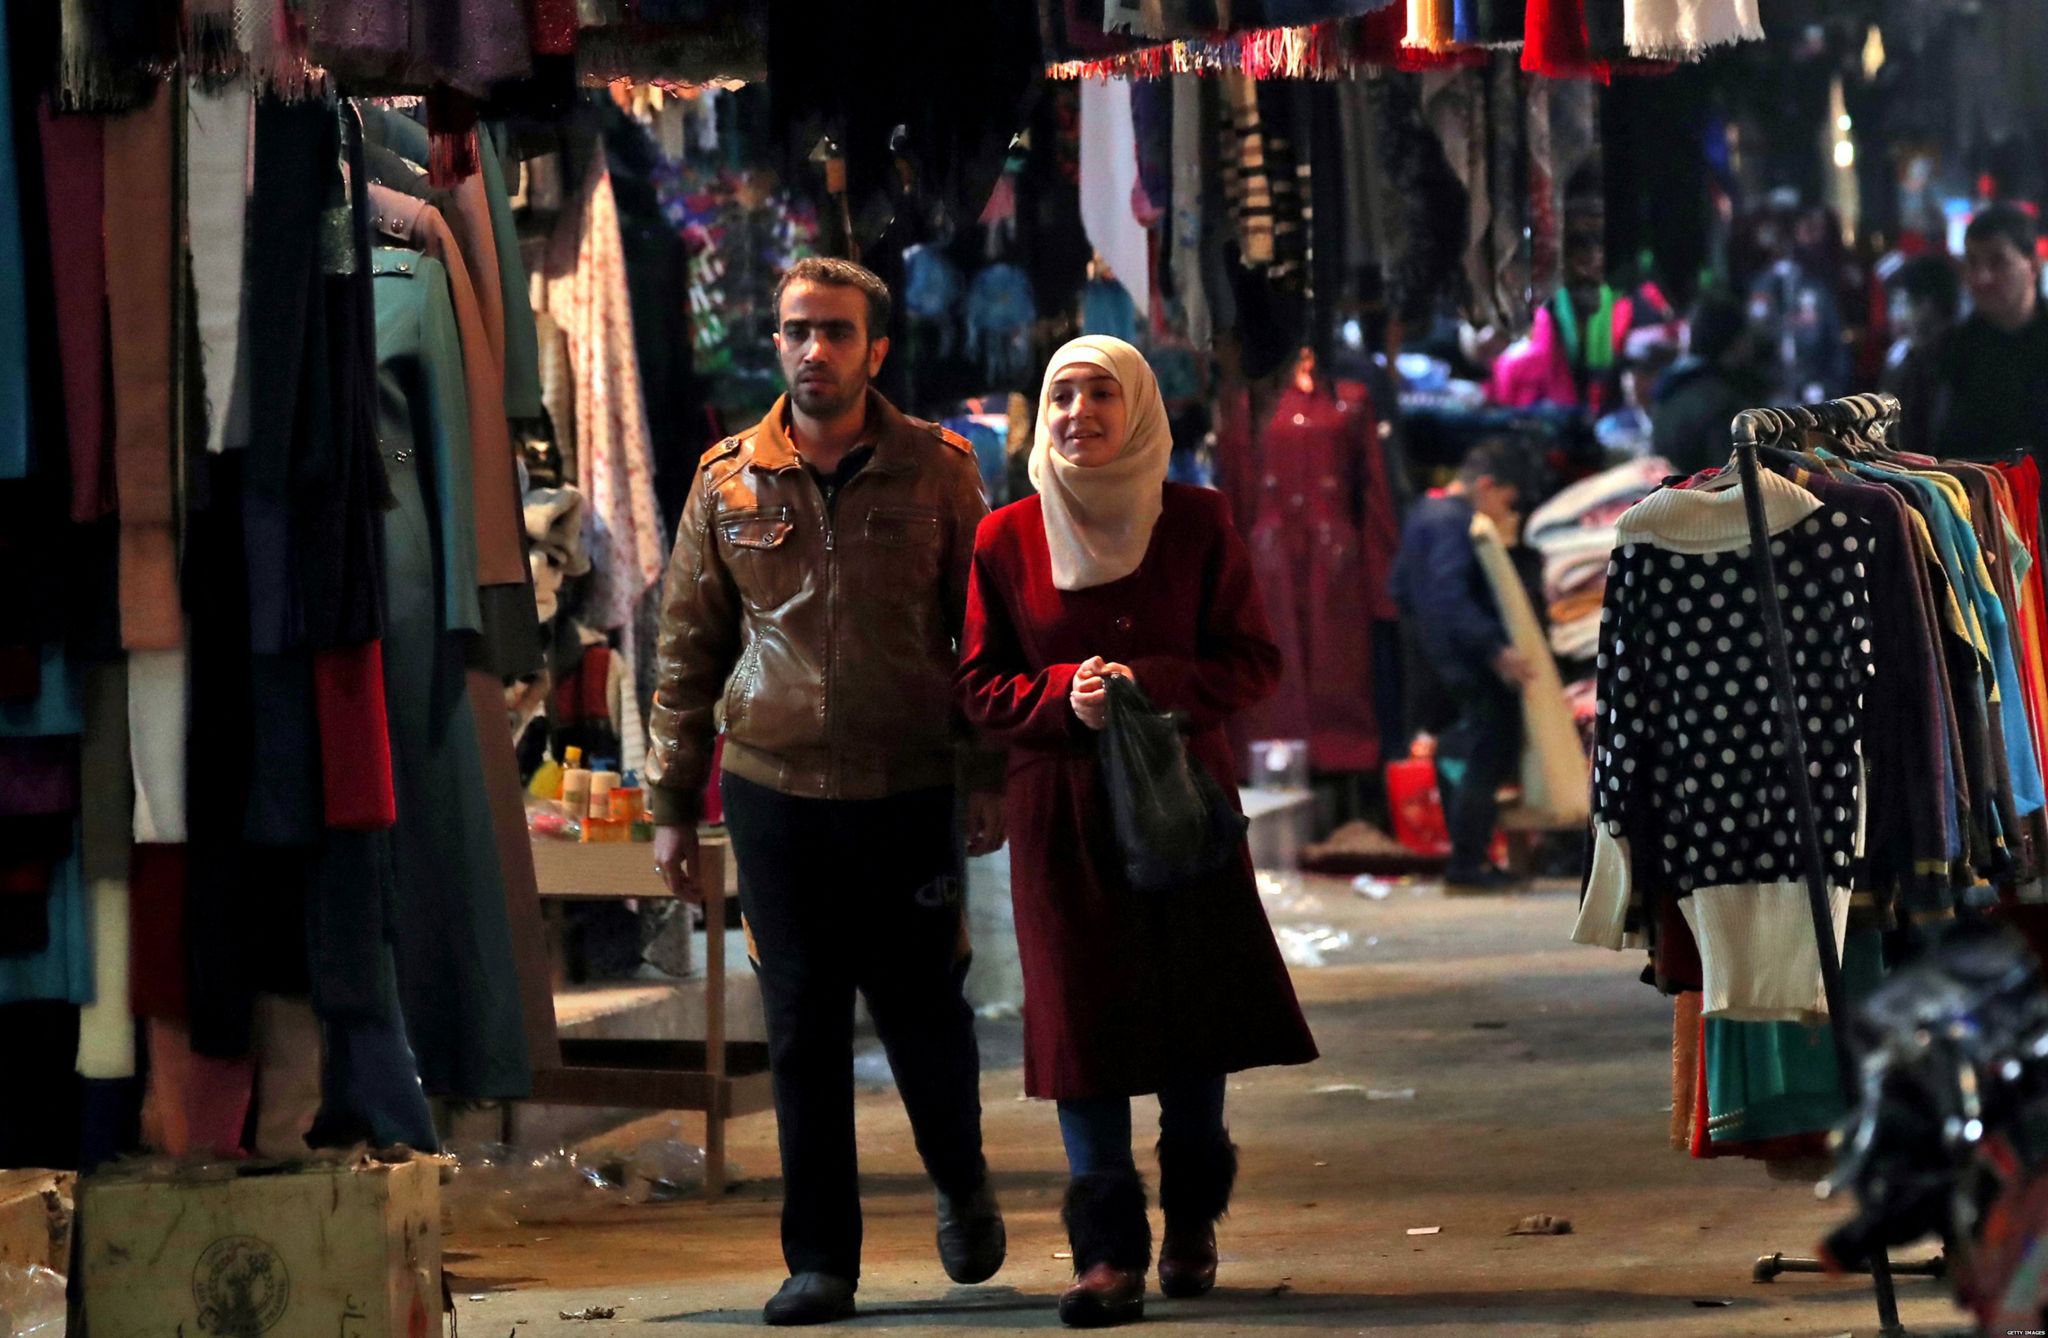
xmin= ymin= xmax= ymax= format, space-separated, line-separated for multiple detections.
xmin=716 ymin=506 xmax=804 ymax=610
xmin=856 ymin=506 xmax=942 ymax=602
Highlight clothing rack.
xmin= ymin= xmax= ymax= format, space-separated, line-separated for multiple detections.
xmin=1727 ymin=391 xmax=1917 ymax=1337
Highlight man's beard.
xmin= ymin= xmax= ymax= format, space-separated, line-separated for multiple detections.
xmin=791 ymin=369 xmax=867 ymax=418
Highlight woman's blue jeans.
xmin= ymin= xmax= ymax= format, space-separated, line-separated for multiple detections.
xmin=1056 ymin=1075 xmax=1227 ymax=1178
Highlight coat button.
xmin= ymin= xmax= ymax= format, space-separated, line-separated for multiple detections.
xmin=1114 ymin=615 xmax=1133 ymax=633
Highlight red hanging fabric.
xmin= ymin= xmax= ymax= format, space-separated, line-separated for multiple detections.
xmin=1522 ymin=0 xmax=1610 ymax=81
xmin=527 ymin=0 xmax=577 ymax=55
xmin=313 ymin=642 xmax=397 ymax=831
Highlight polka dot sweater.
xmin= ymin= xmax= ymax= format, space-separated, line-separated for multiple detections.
xmin=1575 ymin=473 xmax=1875 ymax=1023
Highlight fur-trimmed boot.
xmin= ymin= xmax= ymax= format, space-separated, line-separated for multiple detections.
xmin=1156 ymin=1136 xmax=1237 ymax=1299
xmin=1058 ymin=1173 xmax=1151 ymax=1327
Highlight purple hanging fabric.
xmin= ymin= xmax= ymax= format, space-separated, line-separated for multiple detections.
xmin=303 ymin=0 xmax=530 ymax=95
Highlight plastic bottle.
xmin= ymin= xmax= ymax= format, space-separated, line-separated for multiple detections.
xmin=559 ymin=746 xmax=592 ymax=819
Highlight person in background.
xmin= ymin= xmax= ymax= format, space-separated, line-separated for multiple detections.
xmin=646 ymin=258 xmax=1007 ymax=1326
xmin=957 ymin=336 xmax=1318 ymax=1328
xmin=1748 ymin=209 xmax=1851 ymax=402
xmin=1651 ymin=292 xmax=1764 ymax=477
xmin=1489 ymin=173 xmax=1635 ymax=416
xmin=1594 ymin=330 xmax=1680 ymax=459
xmin=1882 ymin=254 xmax=1960 ymax=454
xmin=1934 ymin=204 xmax=2048 ymax=464
xmin=1389 ymin=440 xmax=1535 ymax=895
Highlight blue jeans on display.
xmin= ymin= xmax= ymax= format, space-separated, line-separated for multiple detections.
xmin=1057 ymin=1075 xmax=1228 ymax=1178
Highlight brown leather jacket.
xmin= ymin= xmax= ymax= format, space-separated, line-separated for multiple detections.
xmin=645 ymin=391 xmax=1002 ymax=825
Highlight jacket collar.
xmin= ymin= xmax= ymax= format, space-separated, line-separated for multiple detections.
xmin=749 ymin=389 xmax=919 ymax=476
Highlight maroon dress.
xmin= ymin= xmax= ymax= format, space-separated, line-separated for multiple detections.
xmin=959 ymin=484 xmax=1319 ymax=1101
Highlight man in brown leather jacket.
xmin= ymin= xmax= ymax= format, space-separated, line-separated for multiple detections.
xmin=646 ymin=258 xmax=1006 ymax=1325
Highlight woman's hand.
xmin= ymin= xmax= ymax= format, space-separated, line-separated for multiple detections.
xmin=1070 ymin=656 xmax=1137 ymax=731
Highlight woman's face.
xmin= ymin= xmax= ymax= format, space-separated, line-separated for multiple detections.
xmin=1046 ymin=365 xmax=1128 ymax=468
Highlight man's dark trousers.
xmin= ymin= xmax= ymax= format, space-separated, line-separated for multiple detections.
xmin=721 ymin=772 xmax=986 ymax=1282
xmin=1435 ymin=674 xmax=1523 ymax=877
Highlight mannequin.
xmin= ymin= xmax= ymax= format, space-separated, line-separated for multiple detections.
xmin=1238 ymin=348 xmax=1400 ymax=779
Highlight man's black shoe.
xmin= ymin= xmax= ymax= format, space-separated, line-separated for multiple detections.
xmin=762 ymin=1273 xmax=856 ymax=1326
xmin=936 ymin=1179 xmax=1007 ymax=1284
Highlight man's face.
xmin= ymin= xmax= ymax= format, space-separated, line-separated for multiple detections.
xmin=1964 ymin=234 xmax=2039 ymax=331
xmin=1472 ymin=476 xmax=1521 ymax=533
xmin=774 ymin=280 xmax=889 ymax=419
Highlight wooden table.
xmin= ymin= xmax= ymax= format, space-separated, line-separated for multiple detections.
xmin=525 ymin=830 xmax=772 ymax=1195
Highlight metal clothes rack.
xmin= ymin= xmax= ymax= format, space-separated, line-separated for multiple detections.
xmin=1725 ymin=391 xmax=1922 ymax=1336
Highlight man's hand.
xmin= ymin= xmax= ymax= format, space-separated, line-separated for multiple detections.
xmin=965 ymin=789 xmax=1007 ymax=856
xmin=654 ymin=823 xmax=706 ymax=905
xmin=1070 ymin=657 xmax=1138 ymax=731
xmin=1494 ymin=646 xmax=1537 ymax=688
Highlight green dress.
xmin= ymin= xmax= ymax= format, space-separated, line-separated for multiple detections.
xmin=368 ymin=247 xmax=530 ymax=1098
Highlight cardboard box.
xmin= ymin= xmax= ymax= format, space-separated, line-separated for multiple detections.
xmin=0 ymin=1171 xmax=73 ymax=1271
xmin=79 ymin=1156 xmax=441 ymax=1338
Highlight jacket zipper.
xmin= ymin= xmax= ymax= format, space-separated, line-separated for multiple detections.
xmin=803 ymin=467 xmax=839 ymax=789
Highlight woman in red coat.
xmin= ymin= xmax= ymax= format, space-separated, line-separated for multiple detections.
xmin=958 ymin=337 xmax=1318 ymax=1327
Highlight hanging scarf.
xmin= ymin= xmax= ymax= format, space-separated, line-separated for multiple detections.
xmin=1523 ymin=0 xmax=1609 ymax=80
xmin=1404 ymin=0 xmax=1454 ymax=53
xmin=185 ymin=0 xmax=241 ymax=77
xmin=1551 ymin=285 xmax=1617 ymax=372
xmin=1028 ymin=337 xmax=1173 ymax=592
xmin=236 ymin=0 xmax=321 ymax=99
xmin=58 ymin=0 xmax=170 ymax=112
xmin=1624 ymin=0 xmax=1763 ymax=59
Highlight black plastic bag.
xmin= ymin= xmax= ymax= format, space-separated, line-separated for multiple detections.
xmin=1099 ymin=673 xmax=1249 ymax=895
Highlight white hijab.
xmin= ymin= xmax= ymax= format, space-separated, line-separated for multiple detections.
xmin=1028 ymin=337 xmax=1173 ymax=591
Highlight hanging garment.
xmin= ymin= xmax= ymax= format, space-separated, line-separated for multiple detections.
xmin=964 ymin=263 xmax=1038 ymax=390
xmin=1624 ymin=0 xmax=1762 ymax=59
xmin=0 ymin=6 xmax=27 ymax=483
xmin=1485 ymin=54 xmax=1529 ymax=332
xmin=187 ymin=83 xmax=250 ymax=457
xmin=1081 ymin=277 xmax=1140 ymax=343
xmin=142 ymin=1020 xmax=254 ymax=1156
xmin=1367 ymin=70 xmax=1465 ymax=324
xmin=369 ymin=186 xmax=528 ymax=591
xmin=1169 ymin=75 xmax=1211 ymax=348
xmin=302 ymin=0 xmax=531 ymax=95
xmin=38 ymin=109 xmax=111 ymax=522
xmin=1218 ymin=71 xmax=1274 ymax=268
xmin=1421 ymin=68 xmax=1496 ymax=328
xmin=1671 ymin=992 xmax=1702 ymax=1149
xmin=127 ymin=648 xmax=186 ymax=843
xmin=1473 ymin=0 xmax=1524 ymax=43
xmin=1079 ymin=77 xmax=1152 ymax=322
xmin=1524 ymin=0 xmax=1609 ymax=79
xmin=1526 ymin=78 xmax=1558 ymax=299
xmin=540 ymin=150 xmax=667 ymax=635
xmin=364 ymin=106 xmax=539 ymax=421
xmin=535 ymin=309 xmax=577 ymax=481
xmin=102 ymin=87 xmax=181 ymax=653
xmin=76 ymin=876 xmax=132 ymax=1079
xmin=1404 ymin=0 xmax=1454 ymax=52
xmin=371 ymin=248 xmax=531 ymax=1098
xmin=239 ymin=98 xmax=391 ymax=658
xmin=1584 ymin=0 xmax=1627 ymax=60
xmin=1470 ymin=513 xmax=1588 ymax=824
xmin=0 ymin=836 xmax=92 ymax=1007
xmin=250 ymin=994 xmax=322 ymax=1157
xmin=1580 ymin=474 xmax=1865 ymax=1023
xmin=1239 ymin=385 xmax=1391 ymax=774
